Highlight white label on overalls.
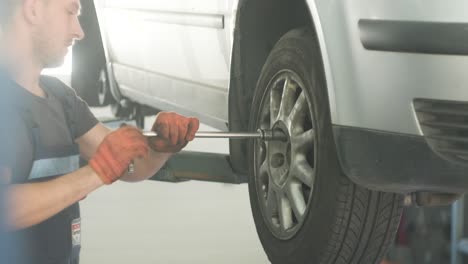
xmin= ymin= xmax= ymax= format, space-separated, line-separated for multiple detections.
xmin=71 ymin=218 xmax=81 ymax=247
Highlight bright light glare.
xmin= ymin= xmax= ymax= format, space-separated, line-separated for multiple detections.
xmin=41 ymin=48 xmax=72 ymax=85
xmin=42 ymin=48 xmax=72 ymax=75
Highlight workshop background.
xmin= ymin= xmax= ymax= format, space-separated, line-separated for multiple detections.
xmin=43 ymin=50 xmax=468 ymax=264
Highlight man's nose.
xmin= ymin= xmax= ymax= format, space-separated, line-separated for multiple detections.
xmin=74 ymin=20 xmax=85 ymax=41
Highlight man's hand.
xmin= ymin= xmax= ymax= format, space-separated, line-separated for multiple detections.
xmin=89 ymin=126 xmax=149 ymax=184
xmin=149 ymin=112 xmax=199 ymax=153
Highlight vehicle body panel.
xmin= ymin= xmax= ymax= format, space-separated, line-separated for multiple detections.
xmin=95 ymin=0 xmax=468 ymax=135
xmin=312 ymin=0 xmax=468 ymax=135
xmin=92 ymin=0 xmax=468 ymax=192
xmin=93 ymin=0 xmax=238 ymax=129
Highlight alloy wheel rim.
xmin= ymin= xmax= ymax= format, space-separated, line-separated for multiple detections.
xmin=254 ymin=70 xmax=317 ymax=239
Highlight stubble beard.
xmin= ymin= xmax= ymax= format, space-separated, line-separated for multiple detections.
xmin=43 ymin=54 xmax=65 ymax=69
xmin=34 ymin=33 xmax=66 ymax=69
xmin=40 ymin=43 xmax=66 ymax=69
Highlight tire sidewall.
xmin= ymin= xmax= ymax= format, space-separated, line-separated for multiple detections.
xmin=248 ymin=28 xmax=343 ymax=263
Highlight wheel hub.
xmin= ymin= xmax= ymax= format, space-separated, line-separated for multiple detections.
xmin=268 ymin=121 xmax=291 ymax=188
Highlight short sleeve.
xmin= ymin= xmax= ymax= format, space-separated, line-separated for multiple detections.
xmin=0 ymin=102 xmax=34 ymax=186
xmin=41 ymin=76 xmax=99 ymax=140
xmin=0 ymin=110 xmax=16 ymax=169
xmin=0 ymin=76 xmax=14 ymax=169
xmin=64 ymin=86 xmax=99 ymax=139
xmin=0 ymin=81 xmax=22 ymax=170
xmin=0 ymin=73 xmax=34 ymax=183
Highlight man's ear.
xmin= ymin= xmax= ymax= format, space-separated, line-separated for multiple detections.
xmin=21 ymin=0 xmax=44 ymax=25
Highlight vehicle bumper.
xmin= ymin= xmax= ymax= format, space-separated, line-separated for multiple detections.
xmin=315 ymin=0 xmax=468 ymax=135
xmin=334 ymin=125 xmax=468 ymax=193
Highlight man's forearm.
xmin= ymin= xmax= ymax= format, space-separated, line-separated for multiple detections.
xmin=4 ymin=166 xmax=103 ymax=231
xmin=119 ymin=149 xmax=173 ymax=182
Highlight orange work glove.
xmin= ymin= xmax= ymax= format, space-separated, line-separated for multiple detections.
xmin=89 ymin=126 xmax=149 ymax=184
xmin=148 ymin=112 xmax=199 ymax=153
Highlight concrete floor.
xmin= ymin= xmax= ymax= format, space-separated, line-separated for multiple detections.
xmin=79 ymin=109 xmax=270 ymax=264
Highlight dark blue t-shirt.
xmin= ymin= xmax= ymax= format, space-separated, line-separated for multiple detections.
xmin=0 ymin=71 xmax=98 ymax=264
xmin=0 ymin=72 xmax=98 ymax=183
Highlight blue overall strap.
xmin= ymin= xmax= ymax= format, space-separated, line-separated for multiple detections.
xmin=27 ymin=128 xmax=80 ymax=181
xmin=28 ymin=154 xmax=80 ymax=180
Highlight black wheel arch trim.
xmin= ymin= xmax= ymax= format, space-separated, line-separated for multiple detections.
xmin=228 ymin=0 xmax=314 ymax=177
xmin=76 ymin=0 xmax=122 ymax=102
xmin=334 ymin=125 xmax=468 ymax=193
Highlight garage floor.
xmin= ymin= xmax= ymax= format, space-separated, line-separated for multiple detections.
xmin=79 ymin=109 xmax=269 ymax=264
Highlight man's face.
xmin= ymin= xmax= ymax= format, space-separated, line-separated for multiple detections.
xmin=32 ymin=0 xmax=84 ymax=68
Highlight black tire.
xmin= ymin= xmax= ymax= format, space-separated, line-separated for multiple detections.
xmin=97 ymin=69 xmax=115 ymax=106
xmin=72 ymin=42 xmax=101 ymax=107
xmin=71 ymin=0 xmax=113 ymax=107
xmin=248 ymin=28 xmax=403 ymax=264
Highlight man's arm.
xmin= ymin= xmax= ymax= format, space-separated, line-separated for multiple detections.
xmin=76 ymin=122 xmax=173 ymax=182
xmin=4 ymin=125 xmax=150 ymax=231
xmin=4 ymin=166 xmax=103 ymax=231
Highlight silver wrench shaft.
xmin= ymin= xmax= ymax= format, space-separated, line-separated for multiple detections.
xmin=142 ymin=129 xmax=286 ymax=141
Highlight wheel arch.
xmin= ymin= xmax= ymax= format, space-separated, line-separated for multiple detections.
xmin=72 ymin=0 xmax=121 ymax=106
xmin=71 ymin=0 xmax=104 ymax=106
xmin=228 ymin=0 xmax=337 ymax=176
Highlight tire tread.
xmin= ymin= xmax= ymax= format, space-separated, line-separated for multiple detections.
xmin=320 ymin=175 xmax=403 ymax=264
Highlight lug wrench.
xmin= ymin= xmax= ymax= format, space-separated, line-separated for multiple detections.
xmin=133 ymin=130 xmax=288 ymax=179
xmin=142 ymin=129 xmax=287 ymax=141
xmin=127 ymin=129 xmax=286 ymax=174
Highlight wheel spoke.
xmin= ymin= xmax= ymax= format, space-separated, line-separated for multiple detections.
xmin=278 ymin=77 xmax=297 ymax=120
xmin=286 ymin=180 xmax=307 ymax=220
xmin=292 ymin=129 xmax=314 ymax=154
xmin=288 ymin=92 xmax=307 ymax=130
xmin=270 ymin=84 xmax=281 ymax=122
xmin=259 ymin=159 xmax=269 ymax=177
xmin=277 ymin=191 xmax=294 ymax=230
xmin=260 ymin=99 xmax=271 ymax=129
xmin=265 ymin=185 xmax=278 ymax=218
xmin=292 ymin=156 xmax=315 ymax=187
xmin=259 ymin=141 xmax=270 ymax=166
